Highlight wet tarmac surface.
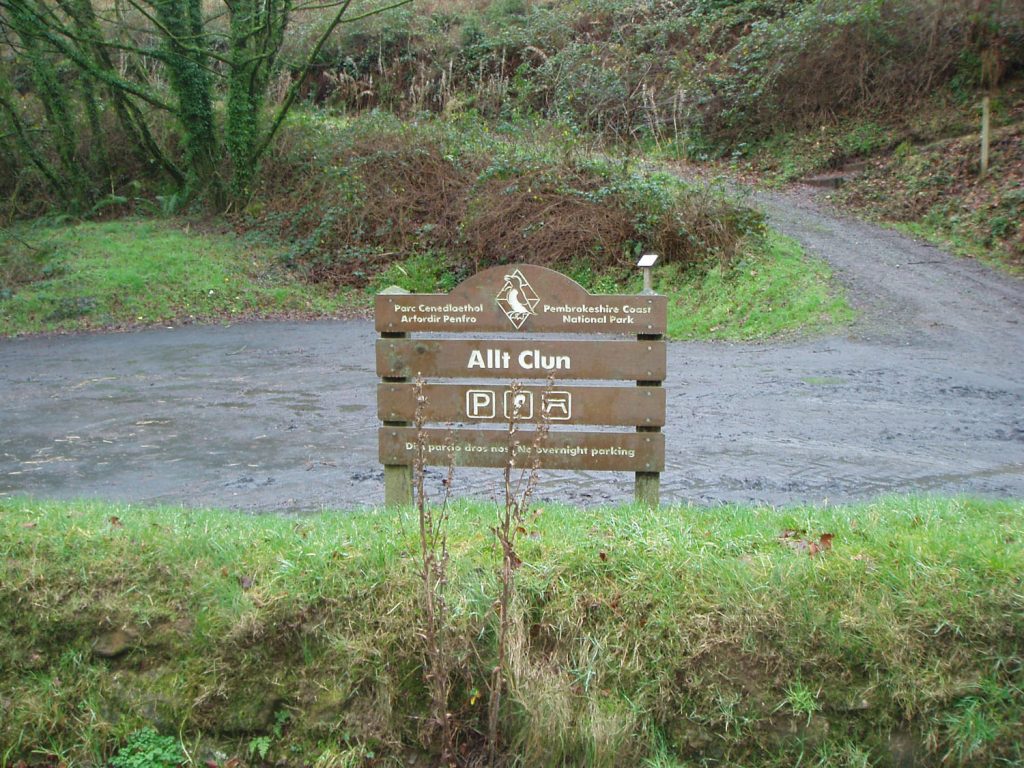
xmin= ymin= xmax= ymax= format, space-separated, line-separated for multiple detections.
xmin=2 ymin=191 xmax=1022 ymax=510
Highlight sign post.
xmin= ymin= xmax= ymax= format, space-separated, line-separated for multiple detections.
xmin=375 ymin=264 xmax=667 ymax=506
xmin=379 ymin=286 xmax=414 ymax=508
xmin=635 ymin=254 xmax=662 ymax=507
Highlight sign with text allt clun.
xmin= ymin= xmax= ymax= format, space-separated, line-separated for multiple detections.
xmin=376 ymin=264 xmax=667 ymax=506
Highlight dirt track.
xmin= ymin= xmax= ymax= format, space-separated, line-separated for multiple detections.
xmin=1 ymin=190 xmax=1022 ymax=510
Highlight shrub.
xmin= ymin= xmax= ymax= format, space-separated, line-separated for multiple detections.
xmin=268 ymin=0 xmax=1024 ymax=152
xmin=246 ymin=112 xmax=763 ymax=287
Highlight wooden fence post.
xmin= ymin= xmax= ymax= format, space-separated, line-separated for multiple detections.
xmin=635 ymin=353 xmax=663 ymax=507
xmin=981 ymin=95 xmax=991 ymax=177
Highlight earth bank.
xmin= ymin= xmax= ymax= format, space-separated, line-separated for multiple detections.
xmin=2 ymin=498 xmax=1021 ymax=766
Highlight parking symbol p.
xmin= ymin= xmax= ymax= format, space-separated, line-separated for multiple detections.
xmin=466 ymin=390 xmax=496 ymax=419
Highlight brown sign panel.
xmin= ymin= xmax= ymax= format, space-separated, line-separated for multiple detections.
xmin=377 ymin=339 xmax=666 ymax=381
xmin=377 ymin=383 xmax=666 ymax=427
xmin=379 ymin=427 xmax=665 ymax=472
xmin=376 ymin=264 xmax=667 ymax=335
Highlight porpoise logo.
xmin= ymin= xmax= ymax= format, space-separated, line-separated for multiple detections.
xmin=496 ymin=269 xmax=540 ymax=329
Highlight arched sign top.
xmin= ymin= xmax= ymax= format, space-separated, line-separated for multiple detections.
xmin=375 ymin=263 xmax=666 ymax=335
xmin=448 ymin=264 xmax=592 ymax=305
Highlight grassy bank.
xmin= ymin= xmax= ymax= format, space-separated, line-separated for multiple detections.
xmin=833 ymin=118 xmax=1024 ymax=272
xmin=2 ymin=497 xmax=1021 ymax=766
xmin=248 ymin=111 xmax=765 ymax=285
xmin=0 ymin=185 xmax=851 ymax=340
xmin=0 ymin=220 xmax=357 ymax=336
xmin=659 ymin=231 xmax=852 ymax=340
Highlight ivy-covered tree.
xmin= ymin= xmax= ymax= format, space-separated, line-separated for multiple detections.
xmin=0 ymin=0 xmax=410 ymax=212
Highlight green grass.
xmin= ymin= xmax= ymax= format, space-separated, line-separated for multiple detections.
xmin=0 ymin=215 xmax=853 ymax=341
xmin=1 ymin=496 xmax=1021 ymax=766
xmin=0 ymin=220 xmax=357 ymax=336
xmin=370 ymin=229 xmax=854 ymax=341
xmin=661 ymin=232 xmax=854 ymax=339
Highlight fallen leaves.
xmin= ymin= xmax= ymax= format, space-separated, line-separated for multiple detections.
xmin=814 ymin=533 xmax=834 ymax=555
xmin=779 ymin=529 xmax=834 ymax=556
xmin=220 ymin=566 xmax=255 ymax=590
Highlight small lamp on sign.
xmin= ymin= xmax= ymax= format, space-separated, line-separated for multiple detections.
xmin=637 ymin=253 xmax=659 ymax=294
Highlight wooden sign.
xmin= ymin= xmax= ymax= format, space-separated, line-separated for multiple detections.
xmin=380 ymin=429 xmax=665 ymax=472
xmin=377 ymin=383 xmax=666 ymax=427
xmin=377 ymin=339 xmax=666 ymax=381
xmin=376 ymin=265 xmax=666 ymax=334
xmin=376 ymin=264 xmax=667 ymax=506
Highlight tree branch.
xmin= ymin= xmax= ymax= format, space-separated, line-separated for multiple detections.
xmin=0 ymin=0 xmax=175 ymax=112
xmin=128 ymin=0 xmax=234 ymax=65
xmin=0 ymin=91 xmax=69 ymax=201
xmin=252 ymin=0 xmax=353 ymax=161
xmin=334 ymin=0 xmax=413 ymax=24
xmin=253 ymin=0 xmax=413 ymax=162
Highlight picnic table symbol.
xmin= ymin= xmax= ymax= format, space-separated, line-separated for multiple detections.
xmin=541 ymin=391 xmax=572 ymax=420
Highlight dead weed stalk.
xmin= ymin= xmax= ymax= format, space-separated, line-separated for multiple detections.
xmin=488 ymin=380 xmax=549 ymax=762
xmin=412 ymin=377 xmax=457 ymax=764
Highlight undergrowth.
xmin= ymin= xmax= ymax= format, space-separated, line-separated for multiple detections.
xmin=834 ymin=110 xmax=1024 ymax=270
xmin=247 ymin=110 xmax=764 ymax=287
xmin=269 ymin=0 xmax=1023 ymax=152
xmin=1 ymin=496 xmax=1021 ymax=766
xmin=108 ymin=728 xmax=183 ymax=768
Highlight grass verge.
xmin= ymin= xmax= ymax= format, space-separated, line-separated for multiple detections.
xmin=0 ymin=212 xmax=853 ymax=342
xmin=2 ymin=496 xmax=1021 ymax=766
xmin=0 ymin=220 xmax=357 ymax=336
xmin=371 ymin=229 xmax=852 ymax=342
xmin=659 ymin=231 xmax=853 ymax=340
